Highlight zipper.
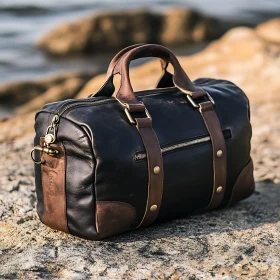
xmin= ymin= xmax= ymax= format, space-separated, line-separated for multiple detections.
xmin=135 ymin=136 xmax=211 ymax=161
xmin=134 ymin=128 xmax=232 ymax=161
xmin=44 ymin=82 xmax=215 ymax=145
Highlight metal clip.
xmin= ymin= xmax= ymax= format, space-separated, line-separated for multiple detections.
xmin=30 ymin=145 xmax=59 ymax=164
xmin=44 ymin=115 xmax=60 ymax=146
xmin=186 ymin=91 xmax=215 ymax=109
xmin=124 ymin=107 xmax=152 ymax=125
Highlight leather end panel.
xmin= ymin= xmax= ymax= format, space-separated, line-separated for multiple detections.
xmin=228 ymin=159 xmax=255 ymax=206
xmin=95 ymin=201 xmax=136 ymax=239
xmin=40 ymin=138 xmax=69 ymax=233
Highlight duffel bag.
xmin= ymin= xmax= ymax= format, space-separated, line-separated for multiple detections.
xmin=31 ymin=44 xmax=255 ymax=240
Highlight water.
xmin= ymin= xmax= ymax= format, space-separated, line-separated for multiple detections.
xmin=0 ymin=0 xmax=279 ymax=84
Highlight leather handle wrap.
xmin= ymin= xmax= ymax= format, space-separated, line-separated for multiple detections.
xmin=106 ymin=43 xmax=169 ymax=79
xmin=113 ymin=44 xmax=206 ymax=106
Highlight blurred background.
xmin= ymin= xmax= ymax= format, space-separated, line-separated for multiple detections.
xmin=1 ymin=0 xmax=280 ymax=83
xmin=0 ymin=0 xmax=279 ymax=139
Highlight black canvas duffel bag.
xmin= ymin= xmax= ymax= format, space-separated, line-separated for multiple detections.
xmin=31 ymin=44 xmax=255 ymax=240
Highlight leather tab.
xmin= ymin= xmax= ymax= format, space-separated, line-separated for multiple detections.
xmin=40 ymin=138 xmax=68 ymax=233
xmin=135 ymin=118 xmax=164 ymax=228
xmin=199 ymin=102 xmax=227 ymax=210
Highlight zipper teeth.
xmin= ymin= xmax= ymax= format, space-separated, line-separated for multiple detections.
xmin=59 ymin=99 xmax=114 ymax=116
xmin=135 ymin=136 xmax=211 ymax=161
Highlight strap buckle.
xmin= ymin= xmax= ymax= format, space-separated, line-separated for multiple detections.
xmin=124 ymin=105 xmax=152 ymax=125
xmin=186 ymin=91 xmax=215 ymax=109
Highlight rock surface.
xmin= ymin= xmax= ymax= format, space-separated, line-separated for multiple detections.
xmin=37 ymin=8 xmax=223 ymax=56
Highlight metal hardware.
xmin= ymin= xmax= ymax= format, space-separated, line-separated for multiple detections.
xmin=216 ymin=186 xmax=223 ymax=193
xmin=30 ymin=145 xmax=59 ymax=164
xmin=45 ymin=114 xmax=60 ymax=146
xmin=153 ymin=166 xmax=161 ymax=174
xmin=150 ymin=205 xmax=158 ymax=212
xmin=45 ymin=134 xmax=55 ymax=145
xmin=185 ymin=90 xmax=215 ymax=109
xmin=217 ymin=150 xmax=223 ymax=157
xmin=124 ymin=107 xmax=152 ymax=125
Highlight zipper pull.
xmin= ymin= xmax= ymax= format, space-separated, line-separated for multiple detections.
xmin=45 ymin=114 xmax=60 ymax=146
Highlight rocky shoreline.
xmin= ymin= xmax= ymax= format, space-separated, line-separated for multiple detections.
xmin=0 ymin=16 xmax=280 ymax=280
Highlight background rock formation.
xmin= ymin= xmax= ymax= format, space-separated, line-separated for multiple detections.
xmin=37 ymin=9 xmax=223 ymax=56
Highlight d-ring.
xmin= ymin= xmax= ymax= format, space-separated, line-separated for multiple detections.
xmin=30 ymin=148 xmax=42 ymax=164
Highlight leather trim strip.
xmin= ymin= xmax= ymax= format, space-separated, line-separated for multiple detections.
xmin=135 ymin=118 xmax=164 ymax=228
xmin=40 ymin=137 xmax=69 ymax=233
xmin=199 ymin=102 xmax=227 ymax=210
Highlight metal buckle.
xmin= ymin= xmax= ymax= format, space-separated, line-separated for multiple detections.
xmin=124 ymin=107 xmax=152 ymax=125
xmin=186 ymin=91 xmax=215 ymax=109
xmin=30 ymin=145 xmax=59 ymax=164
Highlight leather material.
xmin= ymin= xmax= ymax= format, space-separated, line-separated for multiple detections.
xmin=112 ymin=44 xmax=206 ymax=105
xmin=135 ymin=118 xmax=164 ymax=228
xmin=199 ymin=101 xmax=227 ymax=210
xmin=33 ymin=45 xmax=253 ymax=240
xmin=40 ymin=138 xmax=68 ymax=233
xmin=95 ymin=201 xmax=136 ymax=239
xmin=228 ymin=159 xmax=255 ymax=206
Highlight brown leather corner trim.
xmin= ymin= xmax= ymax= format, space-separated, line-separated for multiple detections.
xmin=199 ymin=102 xmax=227 ymax=210
xmin=228 ymin=159 xmax=255 ymax=206
xmin=95 ymin=201 xmax=136 ymax=239
xmin=135 ymin=118 xmax=164 ymax=228
xmin=40 ymin=137 xmax=68 ymax=233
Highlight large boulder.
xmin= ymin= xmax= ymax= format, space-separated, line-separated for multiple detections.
xmin=37 ymin=9 xmax=222 ymax=56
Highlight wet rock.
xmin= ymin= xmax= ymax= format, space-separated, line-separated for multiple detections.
xmin=37 ymin=8 xmax=223 ymax=56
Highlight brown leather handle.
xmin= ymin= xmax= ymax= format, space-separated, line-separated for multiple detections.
xmin=112 ymin=44 xmax=206 ymax=109
xmin=106 ymin=43 xmax=169 ymax=79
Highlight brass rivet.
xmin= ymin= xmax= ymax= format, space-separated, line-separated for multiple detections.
xmin=217 ymin=150 xmax=223 ymax=157
xmin=150 ymin=205 xmax=158 ymax=212
xmin=153 ymin=166 xmax=160 ymax=174
xmin=216 ymin=186 xmax=223 ymax=193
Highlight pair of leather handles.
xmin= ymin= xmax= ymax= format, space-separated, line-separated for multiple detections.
xmin=95 ymin=44 xmax=206 ymax=112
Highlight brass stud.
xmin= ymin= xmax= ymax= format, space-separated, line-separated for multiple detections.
xmin=216 ymin=186 xmax=223 ymax=193
xmin=150 ymin=205 xmax=158 ymax=212
xmin=153 ymin=166 xmax=160 ymax=174
xmin=217 ymin=150 xmax=223 ymax=157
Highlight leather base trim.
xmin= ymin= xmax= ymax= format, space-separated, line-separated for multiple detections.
xmin=95 ymin=201 xmax=136 ymax=239
xmin=228 ymin=159 xmax=255 ymax=206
